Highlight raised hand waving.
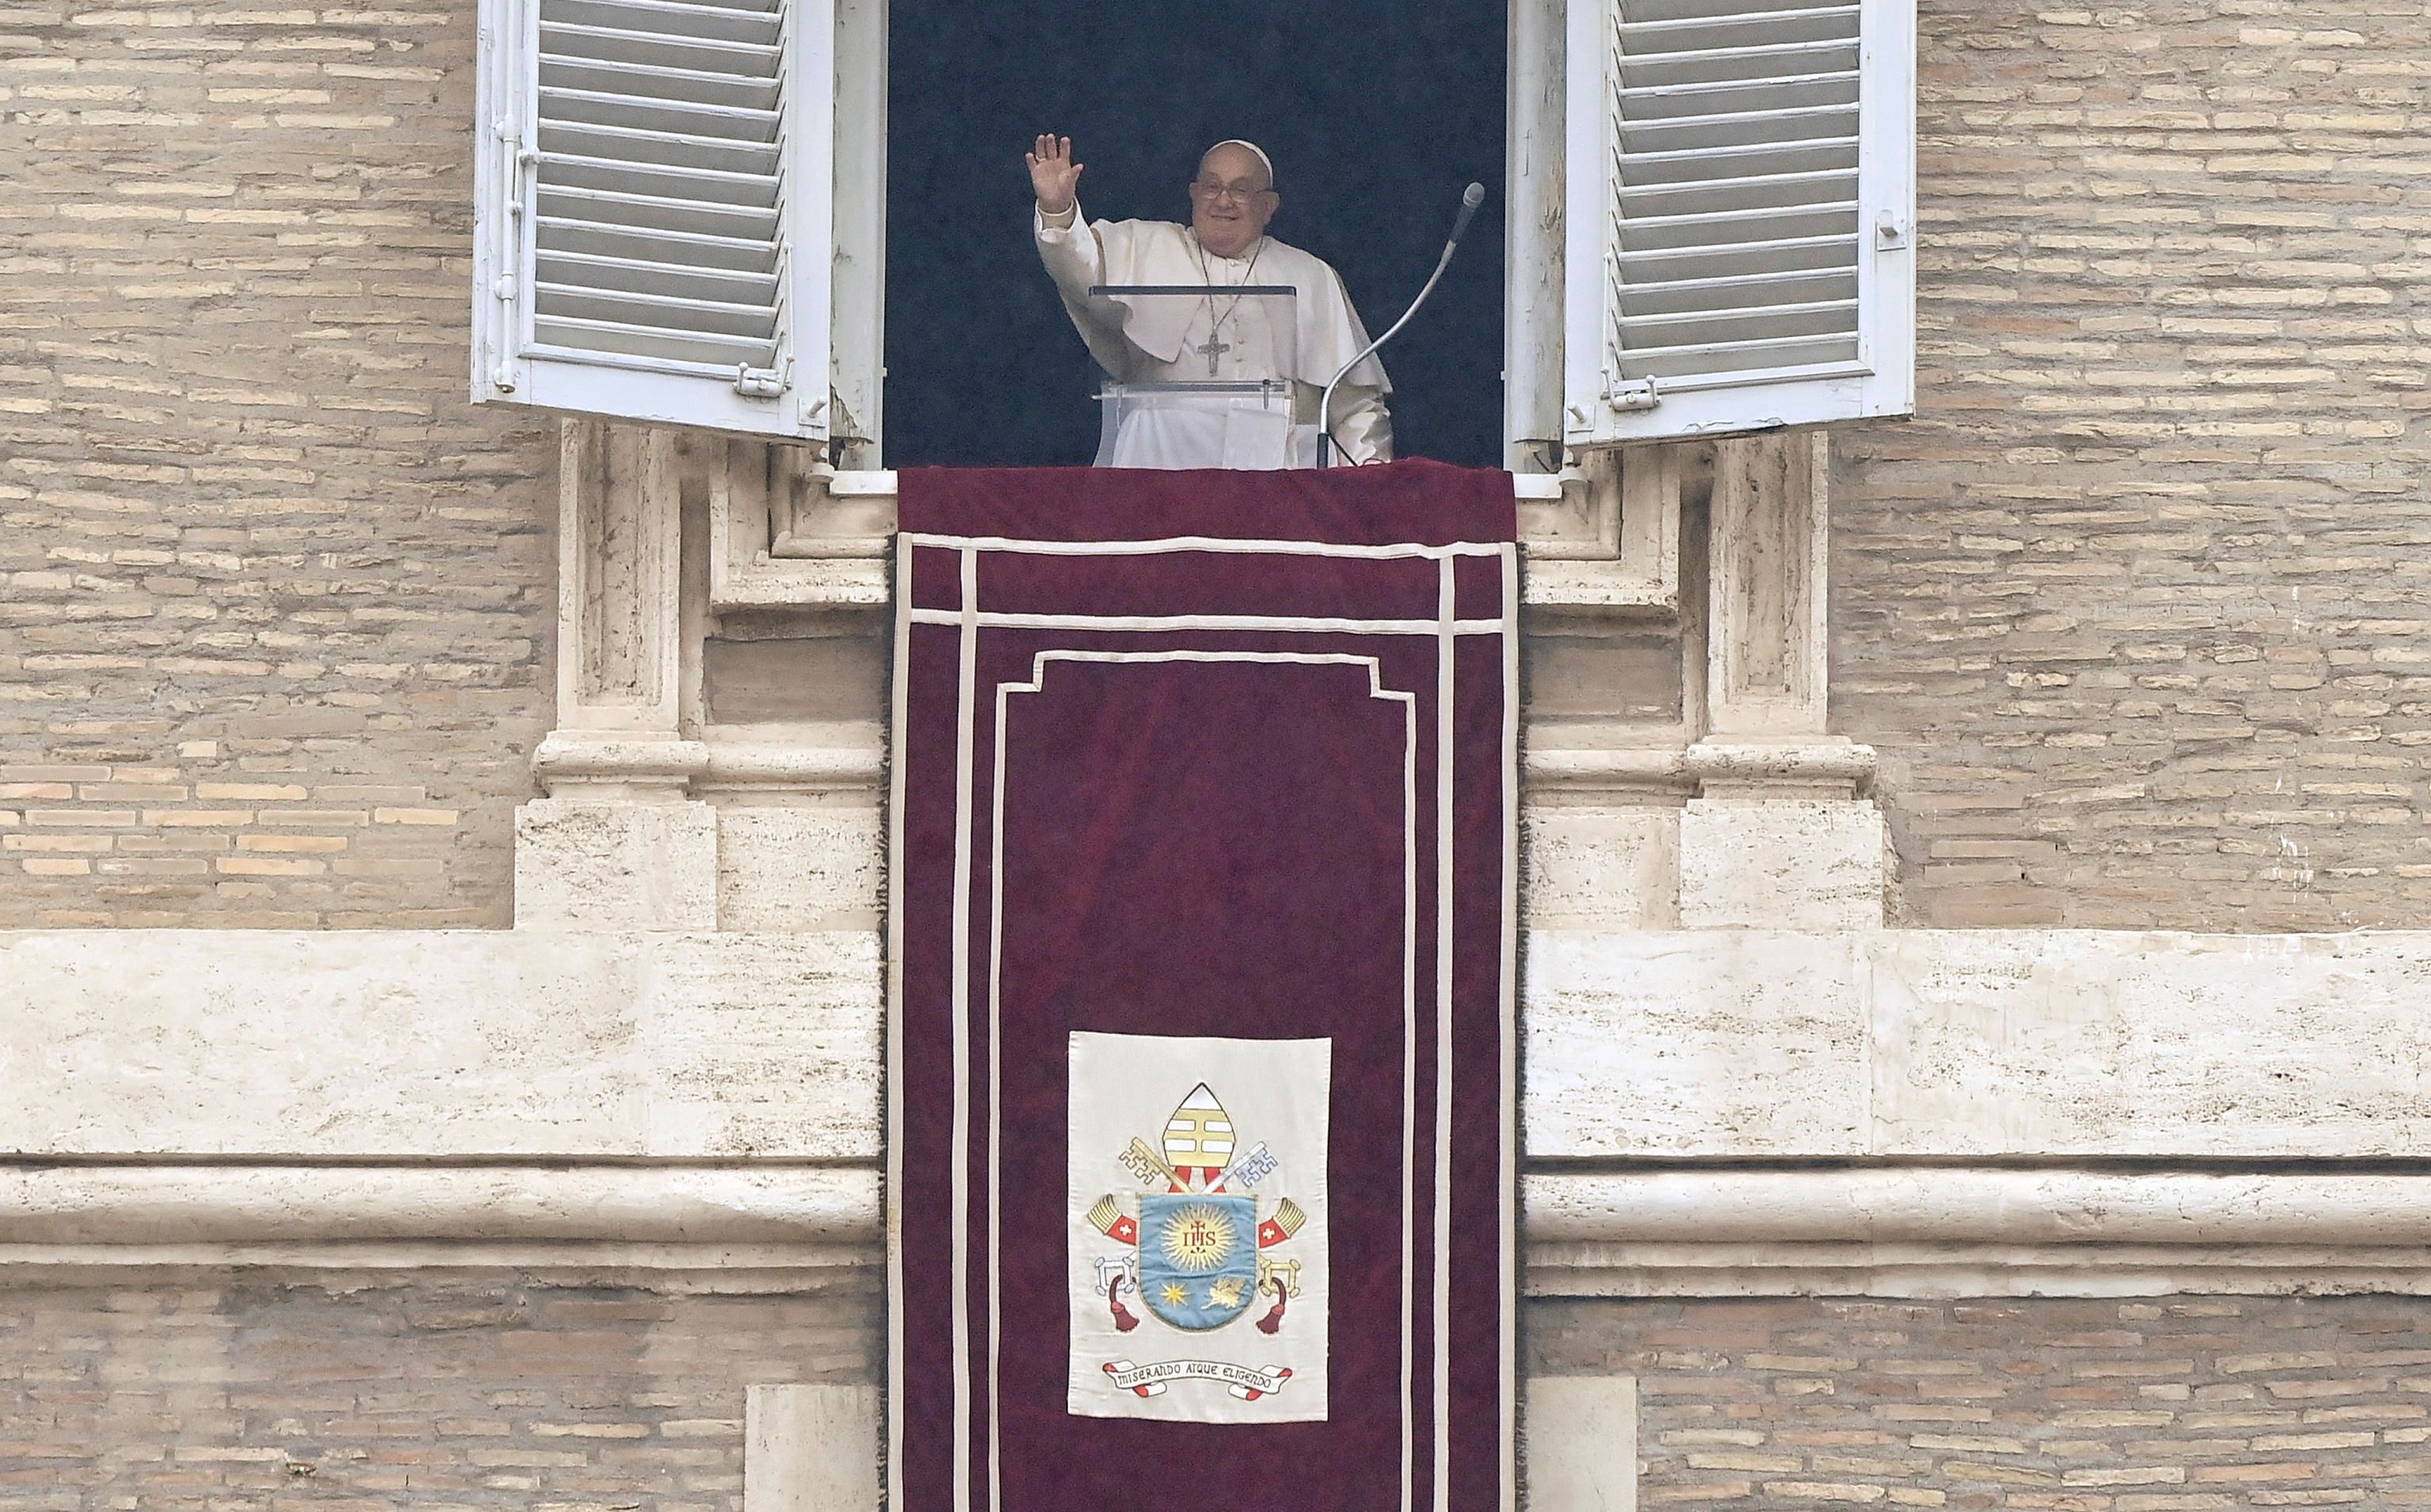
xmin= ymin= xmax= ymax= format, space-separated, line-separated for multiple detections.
xmin=1026 ymin=134 xmax=1084 ymax=215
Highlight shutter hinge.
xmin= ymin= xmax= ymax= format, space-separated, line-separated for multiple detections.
xmin=1607 ymin=378 xmax=1659 ymax=412
xmin=734 ymin=362 xmax=791 ymax=399
xmin=1875 ymin=213 xmax=1908 ymax=249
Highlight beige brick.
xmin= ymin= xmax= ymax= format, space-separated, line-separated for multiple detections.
xmin=214 ymin=855 xmax=325 ymax=877
xmin=373 ymin=807 xmax=458 ymax=825
xmin=140 ymin=809 xmax=253 ymax=828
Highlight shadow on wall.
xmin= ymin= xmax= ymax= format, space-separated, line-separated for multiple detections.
xmin=886 ymin=0 xmax=1509 ymax=469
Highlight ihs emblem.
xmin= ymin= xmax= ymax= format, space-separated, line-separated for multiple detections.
xmin=1085 ymin=1082 xmax=1306 ymax=1400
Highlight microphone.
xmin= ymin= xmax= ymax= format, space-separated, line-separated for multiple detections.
xmin=1446 ymin=180 xmax=1485 ymax=256
xmin=1320 ymin=182 xmax=1489 ymax=465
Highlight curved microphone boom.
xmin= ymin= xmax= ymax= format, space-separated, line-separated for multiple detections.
xmin=1319 ymin=181 xmax=1488 ymax=465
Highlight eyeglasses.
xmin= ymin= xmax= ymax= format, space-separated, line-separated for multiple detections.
xmin=1190 ymin=179 xmax=1273 ymax=204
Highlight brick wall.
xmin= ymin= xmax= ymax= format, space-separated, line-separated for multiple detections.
xmin=13 ymin=0 xmax=2431 ymax=931
xmin=10 ymin=1285 xmax=2425 ymax=1503
xmin=0 ymin=1274 xmax=879 ymax=1504
xmin=1535 ymin=1294 xmax=2431 ymax=1504
xmin=0 ymin=0 xmax=555 ymax=927
xmin=1835 ymin=0 xmax=2431 ymax=929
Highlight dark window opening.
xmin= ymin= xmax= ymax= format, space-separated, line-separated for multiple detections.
xmin=885 ymin=0 xmax=1510 ymax=468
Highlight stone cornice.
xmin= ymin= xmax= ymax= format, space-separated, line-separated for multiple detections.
xmin=13 ymin=1165 xmax=2431 ymax=1298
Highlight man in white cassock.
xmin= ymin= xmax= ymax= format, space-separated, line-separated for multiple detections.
xmin=1028 ymin=135 xmax=1394 ymax=468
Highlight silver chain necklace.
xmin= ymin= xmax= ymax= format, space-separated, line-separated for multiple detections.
xmin=1188 ymin=233 xmax=1269 ymax=377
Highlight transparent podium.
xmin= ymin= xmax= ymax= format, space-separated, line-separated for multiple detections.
xmin=1087 ymin=286 xmax=1317 ymax=470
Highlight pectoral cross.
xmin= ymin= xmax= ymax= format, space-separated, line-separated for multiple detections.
xmin=1194 ymin=330 xmax=1231 ymax=376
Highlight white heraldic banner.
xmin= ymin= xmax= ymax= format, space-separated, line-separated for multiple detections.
xmin=1067 ymin=1032 xmax=1331 ymax=1423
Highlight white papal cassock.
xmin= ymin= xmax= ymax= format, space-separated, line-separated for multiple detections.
xmin=1037 ymin=203 xmax=1394 ymax=468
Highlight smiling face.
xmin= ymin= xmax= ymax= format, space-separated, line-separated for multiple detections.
xmin=1188 ymin=142 xmax=1278 ymax=259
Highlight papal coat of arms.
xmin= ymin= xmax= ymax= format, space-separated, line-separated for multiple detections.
xmin=1083 ymin=1081 xmax=1307 ymax=1400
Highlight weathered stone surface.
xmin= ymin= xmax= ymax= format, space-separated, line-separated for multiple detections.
xmin=0 ymin=930 xmax=878 ymax=1158
xmin=22 ymin=925 xmax=2431 ymax=1165
xmin=715 ymin=803 xmax=883 ymax=933
xmin=1531 ymin=929 xmax=2431 ymax=1159
xmin=514 ymin=798 xmax=719 ymax=930
xmin=1869 ymin=930 xmax=2431 ymax=1158
xmin=1524 ymin=930 xmax=1872 ymax=1157
xmin=1523 ymin=806 xmax=1680 ymax=930
xmin=1678 ymin=799 xmax=1887 ymax=930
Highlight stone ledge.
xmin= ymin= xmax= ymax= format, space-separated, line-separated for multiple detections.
xmin=715 ymin=467 xmax=1686 ymax=615
xmin=12 ymin=1164 xmax=2427 ymax=1249
xmin=0 ymin=1165 xmax=878 ymax=1245
xmin=12 ymin=1165 xmax=2431 ymax=1302
xmin=1525 ymin=1168 xmax=2431 ymax=1245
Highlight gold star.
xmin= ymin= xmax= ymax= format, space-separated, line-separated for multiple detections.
xmin=1160 ymin=1283 xmax=1187 ymax=1306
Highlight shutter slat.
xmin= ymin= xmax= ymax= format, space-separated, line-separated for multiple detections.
xmin=537 ymin=55 xmax=780 ymax=112
xmin=1618 ymin=230 xmax=1857 ymax=262
xmin=1618 ymin=3 xmax=1856 ymax=35
xmin=1620 ymin=197 xmax=1856 ymax=229
xmin=538 ymin=248 xmax=779 ymax=305
xmin=1622 ymin=295 xmax=1856 ymax=331
xmin=537 ymin=215 xmax=778 ymax=272
xmin=1618 ymin=165 xmax=1855 ymax=211
xmin=1620 ymin=101 xmax=1856 ymax=136
xmin=1624 ymin=210 xmax=1856 ymax=255
xmin=539 ymin=21 xmax=780 ymax=74
xmin=536 ymin=282 xmax=778 ymax=335
xmin=537 ymin=151 xmax=779 ymax=209
xmin=1614 ymin=339 xmax=1860 ymax=382
xmin=1620 ymin=37 xmax=1856 ymax=84
xmin=538 ymin=184 xmax=779 ymax=240
xmin=540 ymin=84 xmax=779 ymax=139
xmin=1620 ymin=64 xmax=1853 ymax=96
xmin=533 ymin=315 xmax=774 ymax=366
xmin=1610 ymin=135 xmax=1857 ymax=172
xmin=540 ymin=119 xmax=781 ymax=176
xmin=550 ymin=0 xmax=780 ymax=44
xmin=1618 ymin=265 xmax=1854 ymax=305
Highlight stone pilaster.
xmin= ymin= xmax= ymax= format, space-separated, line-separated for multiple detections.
xmin=517 ymin=420 xmax=716 ymax=929
xmin=1679 ymin=430 xmax=1885 ymax=930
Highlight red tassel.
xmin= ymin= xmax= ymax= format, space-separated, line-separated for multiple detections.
xmin=1109 ymin=1275 xmax=1140 ymax=1333
xmin=1255 ymin=1275 xmax=1288 ymax=1335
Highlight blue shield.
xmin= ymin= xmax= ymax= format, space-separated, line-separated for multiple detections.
xmin=1136 ymin=1195 xmax=1258 ymax=1332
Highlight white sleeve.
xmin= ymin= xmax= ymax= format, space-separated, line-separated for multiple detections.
xmin=1034 ymin=201 xmax=1106 ymax=301
xmin=1326 ymin=384 xmax=1394 ymax=465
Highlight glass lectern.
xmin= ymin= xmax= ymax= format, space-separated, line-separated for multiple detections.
xmin=1085 ymin=286 xmax=1314 ymax=470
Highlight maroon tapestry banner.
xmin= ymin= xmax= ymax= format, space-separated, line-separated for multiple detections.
xmin=889 ymin=461 xmax=1517 ymax=1512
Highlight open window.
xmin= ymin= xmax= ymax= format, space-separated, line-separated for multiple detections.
xmin=470 ymin=0 xmax=1911 ymax=460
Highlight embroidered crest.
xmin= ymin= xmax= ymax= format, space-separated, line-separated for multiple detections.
xmin=1068 ymin=1034 xmax=1328 ymax=1421
xmin=1083 ymin=1082 xmax=1307 ymax=1394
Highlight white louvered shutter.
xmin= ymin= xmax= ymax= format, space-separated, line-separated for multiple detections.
xmin=1563 ymin=0 xmax=1913 ymax=446
xmin=473 ymin=0 xmax=834 ymax=438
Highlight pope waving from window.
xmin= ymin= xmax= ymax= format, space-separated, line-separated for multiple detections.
xmin=1028 ymin=135 xmax=1394 ymax=468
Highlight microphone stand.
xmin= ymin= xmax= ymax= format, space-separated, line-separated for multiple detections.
xmin=1319 ymin=182 xmax=1485 ymax=466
